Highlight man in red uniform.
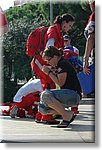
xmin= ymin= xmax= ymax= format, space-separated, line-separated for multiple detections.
xmin=10 ymin=79 xmax=42 ymax=118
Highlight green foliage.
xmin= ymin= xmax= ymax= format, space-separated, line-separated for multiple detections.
xmin=3 ymin=1 xmax=91 ymax=102
xmin=3 ymin=7 xmax=49 ymax=101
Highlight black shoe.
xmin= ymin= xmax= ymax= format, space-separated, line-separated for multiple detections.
xmin=35 ymin=119 xmax=47 ymax=124
xmin=46 ymin=119 xmax=60 ymax=125
xmin=57 ymin=120 xmax=70 ymax=128
xmin=69 ymin=115 xmax=77 ymax=123
xmin=35 ymin=119 xmax=60 ymax=125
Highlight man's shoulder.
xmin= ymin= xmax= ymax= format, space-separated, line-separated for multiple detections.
xmin=47 ymin=25 xmax=56 ymax=33
xmin=58 ymin=59 xmax=70 ymax=67
xmin=47 ymin=24 xmax=60 ymax=34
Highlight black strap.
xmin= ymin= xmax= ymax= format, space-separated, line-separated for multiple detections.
xmin=33 ymin=28 xmax=45 ymax=61
xmin=34 ymin=27 xmax=45 ymax=56
xmin=39 ymin=28 xmax=45 ymax=51
xmin=47 ymin=83 xmax=51 ymax=89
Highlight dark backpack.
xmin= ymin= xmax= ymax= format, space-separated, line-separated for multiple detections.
xmin=26 ymin=26 xmax=48 ymax=57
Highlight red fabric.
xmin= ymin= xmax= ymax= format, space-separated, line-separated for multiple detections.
xmin=26 ymin=26 xmax=48 ymax=56
xmin=1 ymin=106 xmax=11 ymax=116
xmin=46 ymin=24 xmax=64 ymax=49
xmin=31 ymin=57 xmax=56 ymax=91
xmin=30 ymin=24 xmax=64 ymax=90
xmin=0 ymin=6 xmax=8 ymax=26
xmin=41 ymin=114 xmax=53 ymax=121
xmin=35 ymin=112 xmax=54 ymax=121
xmin=9 ymin=91 xmax=40 ymax=118
xmin=35 ymin=111 xmax=42 ymax=121
xmin=14 ymin=91 xmax=40 ymax=109
xmin=17 ymin=108 xmax=26 ymax=118
xmin=88 ymin=12 xmax=95 ymax=24
xmin=30 ymin=57 xmax=55 ymax=120
xmin=91 ymin=1 xmax=95 ymax=10
xmin=71 ymin=106 xmax=79 ymax=114
xmin=0 ymin=103 xmax=12 ymax=116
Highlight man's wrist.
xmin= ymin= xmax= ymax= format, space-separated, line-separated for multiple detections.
xmin=83 ymin=56 xmax=88 ymax=62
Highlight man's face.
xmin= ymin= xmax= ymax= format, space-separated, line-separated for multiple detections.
xmin=62 ymin=21 xmax=74 ymax=33
xmin=64 ymin=38 xmax=71 ymax=47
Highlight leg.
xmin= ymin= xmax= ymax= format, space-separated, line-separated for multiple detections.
xmin=46 ymin=97 xmax=74 ymax=121
xmin=39 ymin=91 xmax=74 ymax=121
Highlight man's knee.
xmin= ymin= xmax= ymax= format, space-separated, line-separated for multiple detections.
xmin=38 ymin=103 xmax=52 ymax=115
xmin=40 ymin=90 xmax=54 ymax=105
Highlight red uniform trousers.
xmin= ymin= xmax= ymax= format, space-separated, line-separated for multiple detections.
xmin=12 ymin=91 xmax=40 ymax=118
xmin=31 ymin=57 xmax=56 ymax=121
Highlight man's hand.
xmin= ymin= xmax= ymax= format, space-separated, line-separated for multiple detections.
xmin=83 ymin=60 xmax=90 ymax=74
xmin=83 ymin=65 xmax=90 ymax=74
xmin=42 ymin=65 xmax=51 ymax=75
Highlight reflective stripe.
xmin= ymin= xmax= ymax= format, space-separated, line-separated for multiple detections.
xmin=35 ymin=59 xmax=43 ymax=70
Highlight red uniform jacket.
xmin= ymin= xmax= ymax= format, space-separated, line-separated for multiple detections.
xmin=31 ymin=24 xmax=64 ymax=90
xmin=46 ymin=23 xmax=64 ymax=49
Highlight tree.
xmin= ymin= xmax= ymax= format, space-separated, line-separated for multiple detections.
xmin=3 ymin=1 xmax=91 ymax=102
xmin=3 ymin=8 xmax=49 ymax=102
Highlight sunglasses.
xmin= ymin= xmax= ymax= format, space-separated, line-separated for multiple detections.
xmin=64 ymin=39 xmax=70 ymax=41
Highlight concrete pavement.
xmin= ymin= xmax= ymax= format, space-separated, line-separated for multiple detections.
xmin=0 ymin=98 xmax=95 ymax=143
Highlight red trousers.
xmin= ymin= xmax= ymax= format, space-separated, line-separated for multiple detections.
xmin=12 ymin=91 xmax=40 ymax=118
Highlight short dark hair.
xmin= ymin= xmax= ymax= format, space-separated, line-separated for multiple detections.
xmin=42 ymin=46 xmax=63 ymax=58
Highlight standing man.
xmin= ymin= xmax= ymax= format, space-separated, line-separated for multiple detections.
xmin=83 ymin=0 xmax=95 ymax=74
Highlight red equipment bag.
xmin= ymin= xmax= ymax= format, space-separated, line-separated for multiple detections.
xmin=26 ymin=26 xmax=48 ymax=56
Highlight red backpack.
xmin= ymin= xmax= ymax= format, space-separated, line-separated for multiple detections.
xmin=26 ymin=26 xmax=48 ymax=57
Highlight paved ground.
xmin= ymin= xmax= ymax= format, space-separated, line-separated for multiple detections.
xmin=0 ymin=98 xmax=95 ymax=143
